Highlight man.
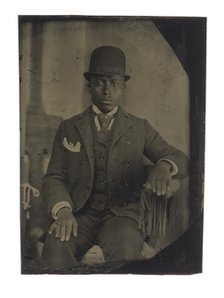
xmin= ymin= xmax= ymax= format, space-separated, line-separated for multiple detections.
xmin=42 ymin=45 xmax=189 ymax=269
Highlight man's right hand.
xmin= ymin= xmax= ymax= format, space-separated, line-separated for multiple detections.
xmin=48 ymin=208 xmax=78 ymax=242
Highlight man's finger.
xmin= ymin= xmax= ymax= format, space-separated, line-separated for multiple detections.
xmin=48 ymin=222 xmax=57 ymax=235
xmin=150 ymin=177 xmax=156 ymax=193
xmin=165 ymin=178 xmax=172 ymax=197
xmin=143 ymin=181 xmax=152 ymax=190
xmin=60 ymin=225 xmax=66 ymax=242
xmin=161 ymin=179 xmax=168 ymax=196
xmin=156 ymin=179 xmax=162 ymax=196
xmin=55 ymin=224 xmax=61 ymax=238
xmin=65 ymin=222 xmax=72 ymax=241
xmin=72 ymin=221 xmax=78 ymax=238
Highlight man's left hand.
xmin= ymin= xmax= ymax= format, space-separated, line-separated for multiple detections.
xmin=143 ymin=161 xmax=172 ymax=197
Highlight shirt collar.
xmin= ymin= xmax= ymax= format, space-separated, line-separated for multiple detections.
xmin=92 ymin=104 xmax=118 ymax=117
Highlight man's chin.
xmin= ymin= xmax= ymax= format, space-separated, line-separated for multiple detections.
xmin=98 ymin=103 xmax=115 ymax=113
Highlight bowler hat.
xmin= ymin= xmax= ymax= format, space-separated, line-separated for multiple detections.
xmin=84 ymin=46 xmax=130 ymax=81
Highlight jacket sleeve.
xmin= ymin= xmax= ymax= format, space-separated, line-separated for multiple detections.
xmin=143 ymin=119 xmax=189 ymax=179
xmin=43 ymin=122 xmax=74 ymax=215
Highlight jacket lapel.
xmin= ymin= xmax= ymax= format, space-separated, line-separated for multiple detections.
xmin=111 ymin=107 xmax=133 ymax=148
xmin=73 ymin=107 xmax=94 ymax=175
xmin=72 ymin=106 xmax=133 ymax=169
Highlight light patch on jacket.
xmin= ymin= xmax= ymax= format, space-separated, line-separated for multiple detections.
xmin=63 ymin=137 xmax=81 ymax=153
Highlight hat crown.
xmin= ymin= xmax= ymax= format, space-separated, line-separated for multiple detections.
xmin=84 ymin=46 xmax=130 ymax=81
xmin=90 ymin=46 xmax=126 ymax=75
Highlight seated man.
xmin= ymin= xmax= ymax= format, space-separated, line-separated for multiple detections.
xmin=41 ymin=45 xmax=189 ymax=269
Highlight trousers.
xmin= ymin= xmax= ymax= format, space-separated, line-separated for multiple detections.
xmin=42 ymin=208 xmax=144 ymax=269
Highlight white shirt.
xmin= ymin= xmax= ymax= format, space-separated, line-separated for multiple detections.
xmin=92 ymin=104 xmax=118 ymax=131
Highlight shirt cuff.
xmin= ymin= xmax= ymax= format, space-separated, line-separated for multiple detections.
xmin=157 ymin=158 xmax=179 ymax=176
xmin=52 ymin=201 xmax=72 ymax=219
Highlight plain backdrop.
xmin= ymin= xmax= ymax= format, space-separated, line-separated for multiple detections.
xmin=20 ymin=19 xmax=189 ymax=154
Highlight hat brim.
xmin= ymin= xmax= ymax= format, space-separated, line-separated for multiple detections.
xmin=83 ymin=72 xmax=131 ymax=81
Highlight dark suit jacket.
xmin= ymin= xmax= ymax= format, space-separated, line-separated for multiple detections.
xmin=43 ymin=106 xmax=188 ymax=222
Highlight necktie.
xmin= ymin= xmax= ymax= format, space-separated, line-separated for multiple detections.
xmin=97 ymin=113 xmax=113 ymax=133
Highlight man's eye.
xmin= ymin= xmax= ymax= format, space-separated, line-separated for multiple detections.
xmin=95 ymin=80 xmax=104 ymax=86
xmin=92 ymin=79 xmax=122 ymax=87
xmin=111 ymin=80 xmax=121 ymax=87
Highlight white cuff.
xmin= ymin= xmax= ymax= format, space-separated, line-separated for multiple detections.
xmin=52 ymin=201 xmax=72 ymax=219
xmin=157 ymin=158 xmax=179 ymax=176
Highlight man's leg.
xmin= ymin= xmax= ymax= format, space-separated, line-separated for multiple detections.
xmin=41 ymin=212 xmax=100 ymax=269
xmin=98 ymin=215 xmax=144 ymax=263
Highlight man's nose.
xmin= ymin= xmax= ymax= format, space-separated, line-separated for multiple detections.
xmin=103 ymin=82 xmax=112 ymax=95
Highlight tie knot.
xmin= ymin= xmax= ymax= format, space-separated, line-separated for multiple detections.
xmin=97 ymin=113 xmax=113 ymax=132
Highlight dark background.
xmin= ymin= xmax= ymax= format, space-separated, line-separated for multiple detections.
xmin=120 ymin=17 xmax=206 ymax=274
xmin=117 ymin=17 xmax=206 ymax=274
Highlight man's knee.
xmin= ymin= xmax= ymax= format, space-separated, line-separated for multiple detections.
xmin=102 ymin=234 xmax=144 ymax=262
xmin=41 ymin=233 xmax=78 ymax=268
xmin=43 ymin=233 xmax=69 ymax=254
xmin=99 ymin=216 xmax=144 ymax=262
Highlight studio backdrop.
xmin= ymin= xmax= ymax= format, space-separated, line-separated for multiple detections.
xmin=19 ymin=16 xmax=205 ymax=274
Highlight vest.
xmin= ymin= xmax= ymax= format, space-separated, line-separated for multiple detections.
xmin=86 ymin=113 xmax=114 ymax=211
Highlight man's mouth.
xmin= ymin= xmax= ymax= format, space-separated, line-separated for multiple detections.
xmin=101 ymin=99 xmax=112 ymax=104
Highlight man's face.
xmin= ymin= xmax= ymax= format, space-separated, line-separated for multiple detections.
xmin=88 ymin=75 xmax=125 ymax=113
